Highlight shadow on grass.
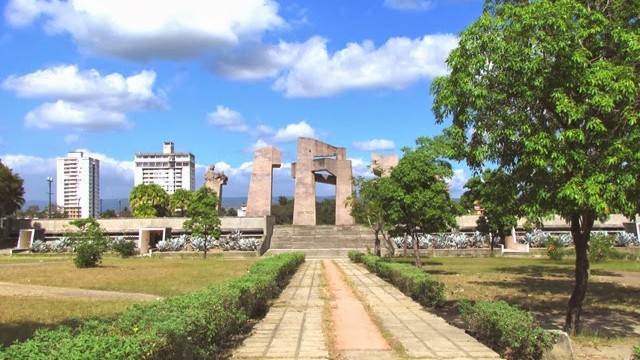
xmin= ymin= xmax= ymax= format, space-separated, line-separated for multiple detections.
xmin=0 ymin=318 xmax=82 ymax=347
xmin=468 ymin=276 xmax=640 ymax=336
xmin=494 ymin=265 xmax=621 ymax=278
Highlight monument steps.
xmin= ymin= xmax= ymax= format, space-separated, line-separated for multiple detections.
xmin=269 ymin=225 xmax=374 ymax=252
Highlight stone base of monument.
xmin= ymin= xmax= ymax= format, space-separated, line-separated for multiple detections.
xmin=544 ymin=330 xmax=573 ymax=360
xmin=267 ymin=225 xmax=375 ymax=258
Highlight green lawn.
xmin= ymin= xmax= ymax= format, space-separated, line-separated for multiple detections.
xmin=0 ymin=254 xmax=258 ymax=346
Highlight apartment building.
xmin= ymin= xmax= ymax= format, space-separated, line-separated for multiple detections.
xmin=133 ymin=142 xmax=196 ymax=194
xmin=56 ymin=151 xmax=100 ymax=219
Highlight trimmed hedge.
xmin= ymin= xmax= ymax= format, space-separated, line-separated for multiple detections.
xmin=460 ymin=300 xmax=554 ymax=360
xmin=0 ymin=252 xmax=305 ymax=360
xmin=633 ymin=344 xmax=640 ymax=360
xmin=348 ymin=250 xmax=445 ymax=308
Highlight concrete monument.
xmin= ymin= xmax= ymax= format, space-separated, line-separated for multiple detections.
xmin=246 ymin=146 xmax=282 ymax=217
xmin=291 ymin=137 xmax=354 ymax=226
xmin=371 ymin=153 xmax=398 ymax=177
xmin=204 ymin=165 xmax=228 ymax=211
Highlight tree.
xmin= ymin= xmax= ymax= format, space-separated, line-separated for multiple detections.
xmin=272 ymin=196 xmax=294 ymax=224
xmin=225 ymin=207 xmax=238 ymax=217
xmin=381 ymin=136 xmax=462 ymax=266
xmin=460 ymin=169 xmax=518 ymax=250
xmin=120 ymin=206 xmax=132 ymax=217
xmin=183 ymin=186 xmax=221 ymax=259
xmin=66 ymin=218 xmax=108 ymax=268
xmin=101 ymin=209 xmax=118 ymax=218
xmin=348 ymin=175 xmax=395 ymax=256
xmin=170 ymin=188 xmax=194 ymax=217
xmin=0 ymin=161 xmax=25 ymax=218
xmin=316 ymin=198 xmax=336 ymax=225
xmin=431 ymin=0 xmax=639 ymax=334
xmin=129 ymin=184 xmax=170 ymax=218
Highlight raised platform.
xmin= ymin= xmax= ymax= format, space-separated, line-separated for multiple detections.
xmin=268 ymin=225 xmax=374 ymax=252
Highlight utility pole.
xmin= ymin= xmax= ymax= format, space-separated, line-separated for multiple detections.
xmin=46 ymin=176 xmax=53 ymax=218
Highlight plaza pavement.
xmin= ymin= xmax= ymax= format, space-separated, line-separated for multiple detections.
xmin=233 ymin=259 xmax=500 ymax=360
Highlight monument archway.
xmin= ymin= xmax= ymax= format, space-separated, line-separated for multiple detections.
xmin=291 ymin=137 xmax=354 ymax=226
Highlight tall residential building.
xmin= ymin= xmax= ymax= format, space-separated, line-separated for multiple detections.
xmin=56 ymin=151 xmax=100 ymax=219
xmin=134 ymin=142 xmax=196 ymax=194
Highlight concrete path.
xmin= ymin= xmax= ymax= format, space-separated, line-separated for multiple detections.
xmin=233 ymin=260 xmax=329 ymax=359
xmin=233 ymin=259 xmax=500 ymax=359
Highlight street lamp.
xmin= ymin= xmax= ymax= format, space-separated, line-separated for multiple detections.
xmin=46 ymin=176 xmax=53 ymax=218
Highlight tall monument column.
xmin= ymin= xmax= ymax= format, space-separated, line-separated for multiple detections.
xmin=246 ymin=146 xmax=282 ymax=217
xmin=292 ymin=137 xmax=354 ymax=226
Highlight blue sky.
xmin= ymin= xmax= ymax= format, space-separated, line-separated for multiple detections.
xmin=0 ymin=0 xmax=482 ymax=202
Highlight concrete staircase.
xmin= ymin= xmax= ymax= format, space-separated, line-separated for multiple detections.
xmin=266 ymin=225 xmax=374 ymax=258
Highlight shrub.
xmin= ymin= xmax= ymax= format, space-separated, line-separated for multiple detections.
xmin=0 ymin=252 xmax=305 ymax=360
xmin=460 ymin=300 xmax=554 ymax=360
xmin=350 ymin=251 xmax=445 ymax=308
xmin=30 ymin=240 xmax=49 ymax=253
xmin=111 ymin=237 xmax=136 ymax=258
xmin=590 ymin=233 xmax=618 ymax=262
xmin=74 ymin=240 xmax=107 ymax=268
xmin=348 ymin=250 xmax=364 ymax=263
xmin=632 ymin=344 xmax=640 ymax=360
xmin=545 ymin=237 xmax=565 ymax=260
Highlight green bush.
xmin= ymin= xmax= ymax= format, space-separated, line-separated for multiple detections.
xmin=633 ymin=344 xmax=640 ymax=360
xmin=74 ymin=240 xmax=108 ymax=268
xmin=348 ymin=250 xmax=364 ymax=263
xmin=545 ymin=237 xmax=565 ymax=261
xmin=111 ymin=240 xmax=136 ymax=258
xmin=590 ymin=233 xmax=618 ymax=262
xmin=0 ymin=252 xmax=305 ymax=360
xmin=350 ymin=251 xmax=445 ymax=308
xmin=460 ymin=300 xmax=554 ymax=360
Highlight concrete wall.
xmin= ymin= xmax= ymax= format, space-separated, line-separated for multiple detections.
xmin=12 ymin=216 xmax=269 ymax=236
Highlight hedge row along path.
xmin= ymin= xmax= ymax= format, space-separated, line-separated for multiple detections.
xmin=0 ymin=281 xmax=162 ymax=301
xmin=233 ymin=259 xmax=499 ymax=359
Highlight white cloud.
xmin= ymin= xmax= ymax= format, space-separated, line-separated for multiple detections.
xmin=273 ymin=34 xmax=457 ymax=97
xmin=349 ymin=157 xmax=374 ymax=178
xmin=1 ymin=154 xmax=56 ymax=175
xmin=384 ymin=0 xmax=433 ymax=11
xmin=5 ymin=0 xmax=285 ymax=61
xmin=353 ymin=139 xmax=396 ymax=151
xmin=247 ymin=139 xmax=272 ymax=152
xmin=64 ymin=133 xmax=80 ymax=144
xmin=2 ymin=65 xmax=165 ymax=131
xmin=447 ymin=168 xmax=469 ymax=199
xmin=207 ymin=105 xmax=249 ymax=132
xmin=273 ymin=121 xmax=316 ymax=143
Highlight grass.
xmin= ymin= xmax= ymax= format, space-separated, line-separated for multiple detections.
xmin=0 ymin=254 xmax=258 ymax=347
xmin=402 ymin=255 xmax=640 ymax=349
xmin=0 ymin=254 xmax=258 ymax=296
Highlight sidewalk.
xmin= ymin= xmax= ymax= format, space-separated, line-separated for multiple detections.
xmin=233 ymin=259 xmax=500 ymax=360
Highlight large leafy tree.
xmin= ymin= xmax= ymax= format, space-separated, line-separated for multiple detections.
xmin=0 ymin=160 xmax=25 ymax=218
xmin=348 ymin=175 xmax=396 ymax=256
xmin=431 ymin=0 xmax=639 ymax=334
xmin=460 ymin=169 xmax=518 ymax=250
xmin=170 ymin=188 xmax=194 ymax=217
xmin=129 ymin=184 xmax=170 ymax=218
xmin=183 ymin=186 xmax=221 ymax=259
xmin=381 ymin=136 xmax=462 ymax=266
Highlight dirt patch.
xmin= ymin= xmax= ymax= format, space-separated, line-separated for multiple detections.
xmin=0 ymin=281 xmax=162 ymax=301
xmin=322 ymin=259 xmax=390 ymax=352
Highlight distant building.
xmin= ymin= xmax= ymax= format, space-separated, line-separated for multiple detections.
xmin=134 ymin=142 xmax=195 ymax=194
xmin=56 ymin=151 xmax=100 ymax=219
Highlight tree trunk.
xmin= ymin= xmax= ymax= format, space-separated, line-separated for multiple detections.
xmin=489 ymin=232 xmax=494 ymax=252
xmin=381 ymin=231 xmax=394 ymax=256
xmin=374 ymin=229 xmax=381 ymax=256
xmin=412 ymin=232 xmax=422 ymax=267
xmin=403 ymin=234 xmax=408 ymax=256
xmin=564 ymin=212 xmax=594 ymax=335
xmin=203 ymin=233 xmax=208 ymax=259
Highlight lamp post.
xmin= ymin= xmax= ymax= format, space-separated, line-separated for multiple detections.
xmin=46 ymin=176 xmax=53 ymax=218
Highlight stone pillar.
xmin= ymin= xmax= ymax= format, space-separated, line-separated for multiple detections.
xmin=336 ymin=158 xmax=354 ymax=225
xmin=293 ymin=138 xmax=317 ymax=225
xmin=205 ymin=165 xmax=228 ymax=211
xmin=371 ymin=153 xmax=398 ymax=177
xmin=246 ymin=146 xmax=282 ymax=217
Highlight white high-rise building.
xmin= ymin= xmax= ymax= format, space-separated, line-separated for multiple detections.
xmin=134 ymin=142 xmax=196 ymax=194
xmin=56 ymin=151 xmax=100 ymax=219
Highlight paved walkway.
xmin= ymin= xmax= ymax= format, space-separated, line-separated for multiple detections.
xmin=233 ymin=259 xmax=500 ymax=360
